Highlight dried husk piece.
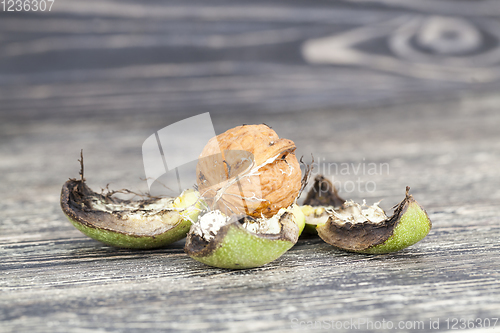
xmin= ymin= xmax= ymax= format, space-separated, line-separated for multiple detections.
xmin=61 ymin=177 xmax=203 ymax=249
xmin=184 ymin=205 xmax=305 ymax=269
xmin=301 ymin=176 xmax=432 ymax=253
xmin=196 ymin=124 xmax=302 ymax=218
xmin=301 ymin=175 xmax=345 ymax=234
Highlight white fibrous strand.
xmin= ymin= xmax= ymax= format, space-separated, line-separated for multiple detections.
xmin=304 ymin=206 xmax=333 ymax=225
xmin=211 ymin=153 xmax=282 ymax=209
xmin=192 ymin=206 xmax=286 ymax=241
xmin=191 ymin=210 xmax=229 ymax=241
xmin=241 ymin=208 xmax=285 ymax=235
xmin=331 ymin=200 xmax=387 ymax=224
xmin=91 ymin=197 xmax=174 ymax=215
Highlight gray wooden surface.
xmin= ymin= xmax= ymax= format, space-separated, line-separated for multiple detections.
xmin=1 ymin=0 xmax=500 ymax=332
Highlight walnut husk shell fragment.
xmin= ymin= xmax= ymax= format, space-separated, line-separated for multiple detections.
xmin=60 ymin=177 xmax=200 ymax=249
xmin=302 ymin=176 xmax=432 ymax=253
xmin=196 ymin=124 xmax=302 ymax=218
xmin=300 ymin=175 xmax=345 ymax=235
xmin=303 ymin=175 xmax=346 ymax=208
xmin=316 ymin=186 xmax=432 ymax=254
xmin=184 ymin=205 xmax=305 ymax=269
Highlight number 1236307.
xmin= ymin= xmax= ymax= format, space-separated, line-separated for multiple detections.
xmin=2 ymin=0 xmax=54 ymax=11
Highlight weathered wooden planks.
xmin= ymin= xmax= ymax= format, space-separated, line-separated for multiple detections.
xmin=1 ymin=0 xmax=500 ymax=332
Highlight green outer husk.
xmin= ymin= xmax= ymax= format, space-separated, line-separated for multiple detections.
xmin=61 ymin=178 xmax=203 ymax=249
xmin=294 ymin=205 xmax=306 ymax=235
xmin=303 ymin=222 xmax=319 ymax=235
xmin=300 ymin=205 xmax=323 ymax=236
xmin=187 ymin=205 xmax=305 ymax=269
xmin=300 ymin=175 xmax=345 ymax=237
xmin=316 ymin=192 xmax=432 ymax=254
xmin=66 ymin=214 xmax=191 ymax=249
xmin=357 ymin=200 xmax=431 ymax=254
xmin=65 ymin=203 xmax=200 ymax=249
xmin=189 ymin=224 xmax=295 ymax=269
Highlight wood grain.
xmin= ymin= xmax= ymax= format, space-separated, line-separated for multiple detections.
xmin=1 ymin=0 xmax=500 ymax=332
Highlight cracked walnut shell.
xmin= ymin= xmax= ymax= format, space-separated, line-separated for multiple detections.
xmin=196 ymin=124 xmax=302 ymax=218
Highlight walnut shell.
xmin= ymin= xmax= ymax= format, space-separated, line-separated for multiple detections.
xmin=196 ymin=124 xmax=302 ymax=218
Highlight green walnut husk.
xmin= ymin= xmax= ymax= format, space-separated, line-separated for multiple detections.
xmin=184 ymin=205 xmax=305 ymax=269
xmin=301 ymin=175 xmax=345 ymax=235
xmin=302 ymin=176 xmax=432 ymax=254
xmin=60 ymin=178 xmax=203 ymax=249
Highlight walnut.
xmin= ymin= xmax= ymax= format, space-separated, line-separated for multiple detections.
xmin=196 ymin=124 xmax=302 ymax=218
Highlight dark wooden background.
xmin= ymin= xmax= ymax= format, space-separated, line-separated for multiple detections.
xmin=1 ymin=0 xmax=500 ymax=332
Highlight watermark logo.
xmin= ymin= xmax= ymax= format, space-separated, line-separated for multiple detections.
xmin=142 ymin=112 xmax=219 ymax=193
xmin=141 ymin=112 xmax=262 ymax=215
xmin=302 ymin=157 xmax=390 ymax=196
xmin=290 ymin=317 xmax=499 ymax=330
xmin=142 ymin=113 xmax=389 ymax=206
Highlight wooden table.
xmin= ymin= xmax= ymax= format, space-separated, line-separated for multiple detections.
xmin=1 ymin=1 xmax=499 ymax=332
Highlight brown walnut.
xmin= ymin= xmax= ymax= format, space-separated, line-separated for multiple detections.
xmin=196 ymin=124 xmax=302 ymax=218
